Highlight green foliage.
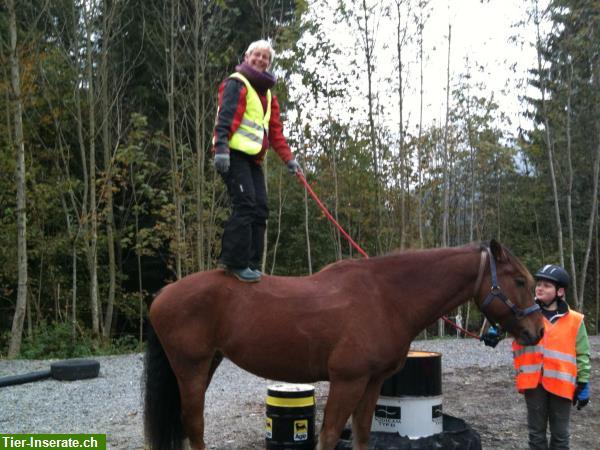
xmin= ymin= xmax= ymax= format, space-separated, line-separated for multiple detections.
xmin=520 ymin=0 xmax=600 ymax=315
xmin=2 ymin=0 xmax=308 ymax=353
xmin=2 ymin=0 xmax=599 ymax=354
xmin=15 ymin=321 xmax=140 ymax=360
xmin=19 ymin=322 xmax=96 ymax=359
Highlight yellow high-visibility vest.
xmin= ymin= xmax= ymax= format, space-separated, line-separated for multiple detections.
xmin=228 ymin=72 xmax=272 ymax=155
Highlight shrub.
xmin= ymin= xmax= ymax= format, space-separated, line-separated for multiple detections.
xmin=19 ymin=321 xmax=96 ymax=359
xmin=14 ymin=321 xmax=142 ymax=359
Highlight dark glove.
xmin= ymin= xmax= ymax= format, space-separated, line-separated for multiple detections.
xmin=286 ymin=159 xmax=301 ymax=174
xmin=214 ymin=153 xmax=230 ymax=174
xmin=573 ymin=382 xmax=589 ymax=410
xmin=480 ymin=326 xmax=501 ymax=348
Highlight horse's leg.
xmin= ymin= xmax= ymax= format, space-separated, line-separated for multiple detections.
xmin=207 ymin=351 xmax=223 ymax=388
xmin=317 ymin=377 xmax=369 ymax=450
xmin=176 ymin=359 xmax=214 ymax=450
xmin=176 ymin=352 xmax=224 ymax=450
xmin=350 ymin=377 xmax=385 ymax=450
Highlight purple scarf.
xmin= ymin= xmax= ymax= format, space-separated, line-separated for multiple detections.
xmin=235 ymin=62 xmax=276 ymax=95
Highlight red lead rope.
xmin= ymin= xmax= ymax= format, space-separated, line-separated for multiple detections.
xmin=296 ymin=171 xmax=480 ymax=339
xmin=441 ymin=316 xmax=481 ymax=339
xmin=296 ymin=172 xmax=369 ymax=259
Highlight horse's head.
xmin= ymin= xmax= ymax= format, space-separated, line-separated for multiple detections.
xmin=474 ymin=240 xmax=544 ymax=346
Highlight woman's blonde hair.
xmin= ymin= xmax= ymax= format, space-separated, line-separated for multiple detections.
xmin=245 ymin=39 xmax=275 ymax=62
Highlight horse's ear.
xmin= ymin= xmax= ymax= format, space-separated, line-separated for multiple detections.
xmin=490 ymin=239 xmax=505 ymax=261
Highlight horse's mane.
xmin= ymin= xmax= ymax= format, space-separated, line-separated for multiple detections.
xmin=318 ymin=257 xmax=363 ymax=273
xmin=318 ymin=241 xmax=532 ymax=282
xmin=479 ymin=240 xmax=534 ymax=283
xmin=317 ymin=244 xmax=467 ymax=274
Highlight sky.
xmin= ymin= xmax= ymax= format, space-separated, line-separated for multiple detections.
xmin=287 ymin=0 xmax=548 ymax=138
xmin=418 ymin=0 xmax=537 ymax=130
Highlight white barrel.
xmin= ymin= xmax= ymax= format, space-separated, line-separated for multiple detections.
xmin=371 ymin=394 xmax=443 ymax=438
xmin=371 ymin=351 xmax=443 ymax=439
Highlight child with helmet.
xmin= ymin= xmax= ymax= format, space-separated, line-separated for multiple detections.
xmin=512 ymin=264 xmax=591 ymax=449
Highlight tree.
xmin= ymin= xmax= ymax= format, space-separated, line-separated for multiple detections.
xmin=6 ymin=0 xmax=29 ymax=357
xmin=531 ymin=0 xmax=564 ymax=267
xmin=524 ymin=0 xmax=600 ymax=314
xmin=392 ymin=0 xmax=412 ymax=249
xmin=415 ymin=0 xmax=430 ymax=248
xmin=337 ymin=0 xmax=387 ymax=253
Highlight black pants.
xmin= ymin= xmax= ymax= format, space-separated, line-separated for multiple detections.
xmin=524 ymin=385 xmax=571 ymax=450
xmin=219 ymin=151 xmax=268 ymax=270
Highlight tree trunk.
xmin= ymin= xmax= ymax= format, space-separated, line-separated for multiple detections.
xmin=135 ymin=204 xmax=144 ymax=347
xmin=71 ymin=3 xmax=89 ymax=321
xmin=395 ymin=0 xmax=409 ymax=249
xmin=7 ymin=0 xmax=29 ymax=358
xmin=270 ymin=166 xmax=284 ymax=274
xmin=327 ymin=91 xmax=342 ymax=260
xmin=261 ymin=157 xmax=269 ymax=272
xmin=442 ymin=24 xmax=451 ymax=248
xmin=85 ymin=2 xmax=100 ymax=336
xmin=304 ymin=182 xmax=313 ymax=275
xmin=167 ymin=0 xmax=183 ymax=279
xmin=360 ymin=0 xmax=381 ymax=254
xmin=206 ymin=170 xmax=219 ymax=270
xmin=533 ymin=0 xmax=564 ymax=266
xmin=57 ymin=156 xmax=79 ymax=342
xmin=72 ymin=242 xmax=78 ymax=342
xmin=194 ymin=0 xmax=206 ymax=272
xmin=573 ymin=57 xmax=600 ymax=312
xmin=467 ymin=93 xmax=476 ymax=242
xmin=595 ymin=217 xmax=599 ymax=334
xmin=575 ymin=124 xmax=600 ymax=311
xmin=439 ymin=23 xmax=452 ymax=338
xmin=564 ymin=62 xmax=579 ymax=302
xmin=101 ymin=3 xmax=116 ymax=339
xmin=417 ymin=4 xmax=425 ymax=248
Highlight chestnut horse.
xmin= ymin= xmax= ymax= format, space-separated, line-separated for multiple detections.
xmin=144 ymin=240 xmax=544 ymax=450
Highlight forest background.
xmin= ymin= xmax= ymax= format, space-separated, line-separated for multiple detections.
xmin=1 ymin=0 xmax=599 ymax=358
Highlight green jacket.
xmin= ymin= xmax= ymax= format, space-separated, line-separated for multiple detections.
xmin=575 ymin=318 xmax=591 ymax=383
xmin=545 ymin=298 xmax=591 ymax=383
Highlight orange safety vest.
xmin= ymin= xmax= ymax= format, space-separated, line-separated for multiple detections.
xmin=512 ymin=310 xmax=583 ymax=400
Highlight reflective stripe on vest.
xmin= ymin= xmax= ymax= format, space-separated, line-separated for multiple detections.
xmin=512 ymin=310 xmax=583 ymax=400
xmin=228 ymin=72 xmax=272 ymax=155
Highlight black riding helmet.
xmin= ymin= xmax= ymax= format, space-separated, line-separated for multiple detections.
xmin=534 ymin=264 xmax=570 ymax=288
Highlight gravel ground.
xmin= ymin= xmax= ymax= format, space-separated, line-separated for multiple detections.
xmin=1 ymin=336 xmax=598 ymax=450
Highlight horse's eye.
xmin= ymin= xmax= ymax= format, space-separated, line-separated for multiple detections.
xmin=515 ymin=278 xmax=526 ymax=288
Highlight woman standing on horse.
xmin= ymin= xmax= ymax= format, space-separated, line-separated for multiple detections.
xmin=212 ymin=39 xmax=301 ymax=282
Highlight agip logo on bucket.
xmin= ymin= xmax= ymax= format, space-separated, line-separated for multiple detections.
xmin=265 ymin=417 xmax=273 ymax=439
xmin=266 ymin=383 xmax=315 ymax=450
xmin=293 ymin=420 xmax=308 ymax=441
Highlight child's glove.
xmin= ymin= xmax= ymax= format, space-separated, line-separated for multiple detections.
xmin=480 ymin=326 xmax=501 ymax=348
xmin=214 ymin=153 xmax=230 ymax=174
xmin=573 ymin=382 xmax=589 ymax=410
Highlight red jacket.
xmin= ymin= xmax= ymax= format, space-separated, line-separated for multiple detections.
xmin=212 ymin=76 xmax=293 ymax=164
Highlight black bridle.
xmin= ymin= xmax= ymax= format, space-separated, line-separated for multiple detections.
xmin=477 ymin=246 xmax=540 ymax=326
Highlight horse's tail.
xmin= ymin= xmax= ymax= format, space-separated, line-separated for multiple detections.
xmin=143 ymin=323 xmax=184 ymax=450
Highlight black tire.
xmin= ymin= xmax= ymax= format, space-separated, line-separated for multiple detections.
xmin=335 ymin=415 xmax=481 ymax=450
xmin=0 ymin=369 xmax=52 ymax=388
xmin=50 ymin=359 xmax=100 ymax=381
